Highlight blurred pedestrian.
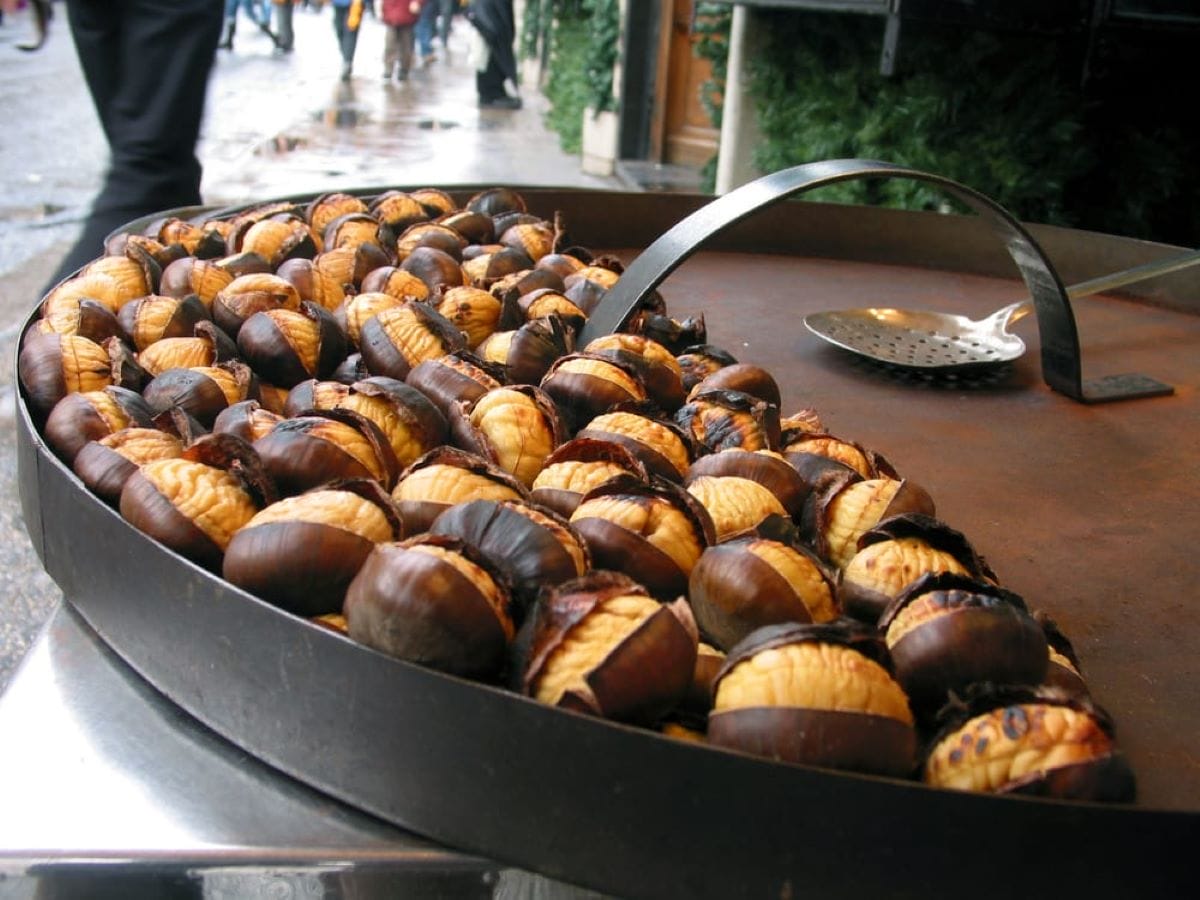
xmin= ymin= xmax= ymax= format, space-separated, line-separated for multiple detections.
xmin=273 ymin=0 xmax=296 ymax=53
xmin=331 ymin=0 xmax=365 ymax=81
xmin=381 ymin=0 xmax=422 ymax=82
xmin=414 ymin=0 xmax=436 ymax=64
xmin=4 ymin=0 xmax=52 ymax=52
xmin=220 ymin=0 xmax=274 ymax=51
xmin=466 ymin=0 xmax=520 ymax=109
xmin=45 ymin=0 xmax=223 ymax=287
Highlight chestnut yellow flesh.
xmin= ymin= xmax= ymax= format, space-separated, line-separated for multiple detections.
xmin=470 ymin=390 xmax=556 ymax=486
xmin=378 ymin=307 xmax=450 ymax=366
xmin=392 ymin=466 xmax=523 ymax=506
xmin=339 ymin=393 xmax=427 ymax=467
xmin=843 ymin=538 xmax=970 ymax=607
xmin=138 ymin=459 xmax=259 ymax=551
xmin=824 ymin=479 xmax=902 ymax=568
xmin=138 ymin=338 xmax=214 ymax=377
xmin=60 ymin=337 xmax=113 ymax=394
xmin=310 ymin=421 xmax=389 ymax=483
xmin=686 ymin=475 xmax=786 ymax=540
xmin=245 ymin=491 xmax=393 ymax=543
xmin=1049 ymin=646 xmax=1081 ymax=676
xmin=885 ymin=593 xmax=961 ymax=646
xmin=585 ymin=412 xmax=689 ymax=478
xmin=714 ymin=642 xmax=913 ymax=724
xmin=745 ymin=541 xmax=838 ymax=623
xmin=533 ymin=593 xmax=661 ymax=706
xmin=269 ymin=310 xmax=322 ymax=375
xmin=925 ymin=704 xmax=1115 ymax=793
xmin=407 ymin=544 xmax=513 ymax=640
xmin=571 ymin=495 xmax=703 ymax=578
xmin=553 ymin=358 xmax=645 ymax=398
xmin=82 ymin=391 xmax=129 ymax=436
xmin=101 ymin=428 xmax=184 ymax=465
xmin=533 ymin=460 xmax=631 ymax=495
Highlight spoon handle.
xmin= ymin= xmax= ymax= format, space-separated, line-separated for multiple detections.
xmin=1064 ymin=247 xmax=1200 ymax=300
xmin=1005 ymin=247 xmax=1200 ymax=328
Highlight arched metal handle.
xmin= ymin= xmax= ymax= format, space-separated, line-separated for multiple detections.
xmin=579 ymin=159 xmax=1172 ymax=403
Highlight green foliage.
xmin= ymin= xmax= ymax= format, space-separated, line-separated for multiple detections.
xmin=542 ymin=8 xmax=590 ymax=155
xmin=748 ymin=13 xmax=1093 ymax=223
xmin=520 ymin=0 xmax=544 ymax=60
xmin=693 ymin=3 xmax=732 ymax=132
xmin=744 ymin=11 xmax=1198 ymax=243
xmin=583 ymin=0 xmax=620 ymax=114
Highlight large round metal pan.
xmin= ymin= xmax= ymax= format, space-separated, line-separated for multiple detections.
xmin=16 ymin=175 xmax=1199 ymax=899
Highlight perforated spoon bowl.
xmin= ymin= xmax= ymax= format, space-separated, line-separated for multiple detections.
xmin=804 ymin=249 xmax=1200 ymax=372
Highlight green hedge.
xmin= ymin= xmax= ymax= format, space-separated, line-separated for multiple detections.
xmin=745 ymin=11 xmax=1197 ymax=244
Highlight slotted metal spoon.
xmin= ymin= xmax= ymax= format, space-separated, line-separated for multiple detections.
xmin=804 ymin=248 xmax=1200 ymax=372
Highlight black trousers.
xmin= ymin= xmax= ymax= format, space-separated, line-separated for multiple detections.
xmin=48 ymin=0 xmax=223 ymax=286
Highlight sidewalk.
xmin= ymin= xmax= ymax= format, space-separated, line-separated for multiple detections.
xmin=0 ymin=5 xmax=619 ymax=692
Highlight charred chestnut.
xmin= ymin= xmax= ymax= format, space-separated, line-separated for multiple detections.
xmin=924 ymin=684 xmax=1134 ymax=801
xmin=254 ymin=408 xmax=400 ymax=495
xmin=236 ymin=302 xmax=348 ymax=388
xmin=358 ymin=300 xmax=467 ymax=381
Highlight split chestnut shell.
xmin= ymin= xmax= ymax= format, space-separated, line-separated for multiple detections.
xmin=224 ymin=479 xmax=404 ymax=618
xmin=708 ymin=621 xmax=916 ymax=777
xmin=519 ymin=571 xmax=699 ymax=725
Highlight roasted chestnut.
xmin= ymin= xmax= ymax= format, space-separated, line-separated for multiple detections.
xmin=35 ymin=296 xmax=124 ymax=345
xmin=212 ymin=273 xmax=301 ymax=339
xmin=539 ymin=352 xmax=648 ymax=432
xmin=434 ymin=285 xmax=502 ymax=349
xmin=116 ymin=295 xmax=211 ymax=351
xmin=530 ymin=437 xmax=649 ymax=518
xmin=430 ymin=498 xmax=589 ymax=612
xmin=923 ymin=684 xmax=1134 ymax=801
xmin=18 ymin=332 xmax=114 ymax=416
xmin=675 ymin=344 xmax=736 ymax=392
xmin=805 ymin=475 xmax=936 ymax=569
xmin=253 ymin=408 xmax=400 ymax=495
xmin=236 ymin=302 xmax=348 ymax=389
xmin=405 ymin=351 xmax=504 ymax=419
xmin=576 ymin=406 xmax=694 ymax=482
xmin=73 ymin=426 xmax=185 ymax=506
xmin=344 ymin=534 xmax=514 ymax=679
xmin=839 ymin=514 xmax=992 ymax=624
xmin=879 ymin=572 xmax=1048 ymax=716
xmin=689 ymin=363 xmax=781 ymax=409
xmin=224 ymin=479 xmax=403 ymax=617
xmin=358 ymin=300 xmax=467 ymax=381
xmin=518 ymin=571 xmax=698 ymax=725
xmin=449 ymin=385 xmax=566 ymax=488
xmin=158 ymin=257 xmax=235 ymax=308
xmin=42 ymin=385 xmax=153 ymax=464
xmin=708 ymin=621 xmax=916 ymax=777
xmin=142 ymin=361 xmax=259 ymax=427
xmin=335 ymin=376 xmax=448 ymax=468
xmin=685 ymin=474 xmax=788 ymax=541
xmin=283 ymin=379 xmax=350 ymax=417
xmin=118 ymin=433 xmax=274 ymax=572
xmin=569 ymin=477 xmax=714 ymax=600
xmin=274 ymin=258 xmax=347 ymax=312
xmin=582 ymin=333 xmax=686 ymax=412
xmin=390 ymin=446 xmax=528 ymax=533
xmin=688 ymin=526 xmax=838 ymax=650
xmin=476 ymin=314 xmax=573 ymax=387
xmin=674 ymin=388 xmax=781 ymax=454
xmin=686 ymin=448 xmax=808 ymax=521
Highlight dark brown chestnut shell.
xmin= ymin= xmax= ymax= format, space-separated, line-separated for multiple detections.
xmin=42 ymin=385 xmax=154 ymax=465
xmin=880 ymin=572 xmax=1048 ymax=716
xmin=253 ymin=408 xmax=401 ymax=496
xmin=344 ymin=534 xmax=514 ymax=680
xmin=223 ymin=479 xmax=404 ymax=618
xmin=517 ymin=571 xmax=698 ymax=725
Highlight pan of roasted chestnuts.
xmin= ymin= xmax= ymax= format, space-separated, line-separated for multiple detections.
xmin=15 ymin=160 xmax=1199 ymax=899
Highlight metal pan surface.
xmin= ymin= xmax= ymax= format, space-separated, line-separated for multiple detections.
xmin=16 ymin=184 xmax=1200 ymax=899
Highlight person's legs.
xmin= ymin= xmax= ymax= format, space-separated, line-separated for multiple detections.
xmin=50 ymin=0 xmax=222 ymax=285
xmin=332 ymin=4 xmax=356 ymax=78
xmin=274 ymin=0 xmax=294 ymax=51
xmin=397 ymin=24 xmax=414 ymax=78
xmin=437 ymin=0 xmax=452 ymax=47
xmin=220 ymin=0 xmax=237 ymax=48
xmin=382 ymin=23 xmax=397 ymax=79
xmin=477 ymin=55 xmax=518 ymax=107
xmin=415 ymin=0 xmax=435 ymax=59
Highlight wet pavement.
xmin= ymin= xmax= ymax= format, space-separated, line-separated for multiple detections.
xmin=0 ymin=5 xmax=621 ymax=691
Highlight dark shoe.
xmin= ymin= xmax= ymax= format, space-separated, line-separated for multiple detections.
xmin=340 ymin=61 xmax=353 ymax=81
xmin=17 ymin=0 xmax=52 ymax=52
xmin=479 ymin=95 xmax=522 ymax=110
xmin=217 ymin=21 xmax=235 ymax=51
xmin=396 ymin=69 xmax=409 ymax=81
